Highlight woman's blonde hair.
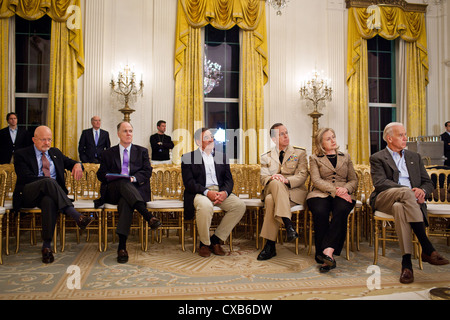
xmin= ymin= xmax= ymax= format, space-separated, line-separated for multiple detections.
xmin=314 ymin=127 xmax=339 ymax=156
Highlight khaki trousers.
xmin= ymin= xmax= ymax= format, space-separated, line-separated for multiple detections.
xmin=374 ymin=187 xmax=424 ymax=255
xmin=260 ymin=180 xmax=297 ymax=241
xmin=193 ymin=186 xmax=246 ymax=246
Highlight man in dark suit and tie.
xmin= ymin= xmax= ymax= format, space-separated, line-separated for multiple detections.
xmin=440 ymin=121 xmax=450 ymax=166
xmin=13 ymin=126 xmax=93 ymax=263
xmin=0 ymin=112 xmax=32 ymax=164
xmin=96 ymin=121 xmax=161 ymax=263
xmin=78 ymin=116 xmax=111 ymax=163
xmin=370 ymin=122 xmax=448 ymax=284
xmin=181 ymin=128 xmax=246 ymax=257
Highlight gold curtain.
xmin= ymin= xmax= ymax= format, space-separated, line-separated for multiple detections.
xmin=346 ymin=6 xmax=428 ymax=164
xmin=0 ymin=0 xmax=85 ymax=159
xmin=174 ymin=0 xmax=268 ymax=164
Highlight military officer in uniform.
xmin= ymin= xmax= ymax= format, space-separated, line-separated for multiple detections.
xmin=257 ymin=123 xmax=309 ymax=260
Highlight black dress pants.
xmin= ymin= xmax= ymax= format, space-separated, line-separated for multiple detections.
xmin=103 ymin=179 xmax=145 ymax=237
xmin=22 ymin=178 xmax=73 ymax=241
xmin=307 ymin=196 xmax=355 ymax=256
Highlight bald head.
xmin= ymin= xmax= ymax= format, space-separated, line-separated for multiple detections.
xmin=33 ymin=126 xmax=53 ymax=153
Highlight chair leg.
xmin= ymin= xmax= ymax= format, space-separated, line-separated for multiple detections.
xmin=373 ymin=220 xmax=379 ymax=265
xmin=5 ymin=211 xmax=9 ymax=256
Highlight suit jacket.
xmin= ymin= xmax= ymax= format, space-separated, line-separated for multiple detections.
xmin=441 ymin=131 xmax=450 ymax=166
xmin=149 ymin=133 xmax=174 ymax=161
xmin=96 ymin=144 xmax=152 ymax=205
xmin=78 ymin=128 xmax=111 ymax=163
xmin=306 ymin=152 xmax=358 ymax=201
xmin=260 ymin=145 xmax=309 ymax=205
xmin=12 ymin=145 xmax=78 ymax=211
xmin=0 ymin=126 xmax=32 ymax=164
xmin=181 ymin=149 xmax=234 ymax=220
xmin=369 ymin=148 xmax=434 ymax=224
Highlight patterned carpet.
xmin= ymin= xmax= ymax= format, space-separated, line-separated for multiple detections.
xmin=0 ymin=230 xmax=449 ymax=300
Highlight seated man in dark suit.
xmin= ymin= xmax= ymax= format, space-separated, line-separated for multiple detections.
xmin=370 ymin=122 xmax=448 ymax=284
xmin=96 ymin=121 xmax=161 ymax=263
xmin=181 ymin=128 xmax=246 ymax=257
xmin=0 ymin=112 xmax=32 ymax=164
xmin=441 ymin=121 xmax=450 ymax=166
xmin=13 ymin=126 xmax=93 ymax=263
xmin=78 ymin=116 xmax=111 ymax=163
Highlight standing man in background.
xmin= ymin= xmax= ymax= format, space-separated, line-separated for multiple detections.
xmin=150 ymin=120 xmax=174 ymax=164
xmin=78 ymin=116 xmax=111 ymax=163
xmin=441 ymin=121 xmax=450 ymax=166
xmin=0 ymin=112 xmax=32 ymax=164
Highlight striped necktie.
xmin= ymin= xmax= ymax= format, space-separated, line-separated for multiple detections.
xmin=41 ymin=153 xmax=51 ymax=177
xmin=121 ymin=148 xmax=129 ymax=175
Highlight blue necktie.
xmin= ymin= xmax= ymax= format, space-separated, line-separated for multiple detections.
xmin=95 ymin=130 xmax=99 ymax=146
xmin=121 ymin=148 xmax=129 ymax=175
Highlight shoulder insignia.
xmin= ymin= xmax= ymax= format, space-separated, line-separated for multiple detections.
xmin=261 ymin=150 xmax=271 ymax=157
xmin=293 ymin=146 xmax=305 ymax=150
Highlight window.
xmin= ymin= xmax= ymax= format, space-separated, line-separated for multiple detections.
xmin=204 ymin=25 xmax=240 ymax=160
xmin=15 ymin=15 xmax=51 ymax=134
xmin=368 ymin=36 xmax=396 ymax=154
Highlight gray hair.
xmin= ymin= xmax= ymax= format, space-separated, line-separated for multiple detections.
xmin=383 ymin=122 xmax=404 ymax=142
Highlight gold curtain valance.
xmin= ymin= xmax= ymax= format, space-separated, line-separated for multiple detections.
xmin=175 ymin=0 xmax=268 ymax=83
xmin=347 ymin=6 xmax=428 ymax=84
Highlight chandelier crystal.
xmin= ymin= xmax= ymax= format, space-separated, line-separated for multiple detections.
xmin=204 ymin=57 xmax=224 ymax=95
xmin=266 ymin=0 xmax=289 ymax=16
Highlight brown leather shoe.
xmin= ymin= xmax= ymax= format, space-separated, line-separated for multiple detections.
xmin=422 ymin=251 xmax=449 ymax=265
xmin=400 ymin=268 xmax=414 ymax=284
xmin=42 ymin=248 xmax=54 ymax=264
xmin=198 ymin=245 xmax=211 ymax=257
xmin=210 ymin=243 xmax=226 ymax=256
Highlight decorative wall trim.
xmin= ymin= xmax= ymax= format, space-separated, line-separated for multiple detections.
xmin=345 ymin=0 xmax=428 ymax=12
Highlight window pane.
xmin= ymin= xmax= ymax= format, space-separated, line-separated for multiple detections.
xmin=368 ymin=52 xmax=378 ymax=77
xmin=378 ymin=52 xmax=392 ymax=78
xmin=370 ymin=107 xmax=379 ymax=130
xmin=378 ymin=79 xmax=392 ymax=103
xmin=15 ymin=97 xmax=48 ymax=132
xmin=380 ymin=107 xmax=395 ymax=129
xmin=367 ymin=37 xmax=377 ymax=51
xmin=225 ymin=25 xmax=239 ymax=43
xmin=377 ymin=36 xmax=391 ymax=52
xmin=368 ymin=79 xmax=378 ymax=103
xmin=224 ymin=72 xmax=239 ymax=99
xmin=206 ymin=26 xmax=226 ymax=43
xmin=370 ymin=131 xmax=379 ymax=155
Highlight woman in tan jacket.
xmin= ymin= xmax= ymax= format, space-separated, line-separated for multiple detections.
xmin=306 ymin=128 xmax=358 ymax=272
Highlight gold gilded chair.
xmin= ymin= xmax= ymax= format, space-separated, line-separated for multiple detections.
xmin=0 ymin=164 xmax=16 ymax=256
xmin=0 ymin=170 xmax=7 ymax=264
xmin=373 ymin=210 xmax=423 ymax=269
xmin=145 ymin=164 xmax=184 ymax=251
xmin=61 ymin=163 xmax=103 ymax=252
xmin=425 ymin=168 xmax=450 ymax=245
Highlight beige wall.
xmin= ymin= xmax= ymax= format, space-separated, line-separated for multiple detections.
xmin=78 ymin=0 xmax=449 ymax=158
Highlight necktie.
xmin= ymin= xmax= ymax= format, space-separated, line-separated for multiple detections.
xmin=279 ymin=150 xmax=285 ymax=164
xmin=121 ymin=148 xmax=129 ymax=175
xmin=41 ymin=153 xmax=51 ymax=177
xmin=95 ymin=130 xmax=99 ymax=146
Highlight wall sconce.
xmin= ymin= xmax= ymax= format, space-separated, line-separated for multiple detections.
xmin=300 ymin=70 xmax=332 ymax=153
xmin=110 ymin=64 xmax=144 ymax=123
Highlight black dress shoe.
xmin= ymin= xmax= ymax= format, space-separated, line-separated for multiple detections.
xmin=117 ymin=249 xmax=129 ymax=263
xmin=319 ymin=263 xmax=336 ymax=273
xmin=286 ymin=225 xmax=298 ymax=242
xmin=317 ymin=253 xmax=336 ymax=268
xmin=77 ymin=215 xmax=94 ymax=230
xmin=148 ymin=217 xmax=162 ymax=230
xmin=257 ymin=245 xmax=276 ymax=261
xmin=42 ymin=248 xmax=54 ymax=264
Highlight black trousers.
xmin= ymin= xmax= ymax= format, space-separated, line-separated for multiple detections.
xmin=307 ymin=196 xmax=355 ymax=256
xmin=22 ymin=178 xmax=73 ymax=241
xmin=104 ymin=179 xmax=144 ymax=237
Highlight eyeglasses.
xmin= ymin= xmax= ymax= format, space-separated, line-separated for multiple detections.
xmin=203 ymin=135 xmax=215 ymax=141
xmin=38 ymin=138 xmax=52 ymax=143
